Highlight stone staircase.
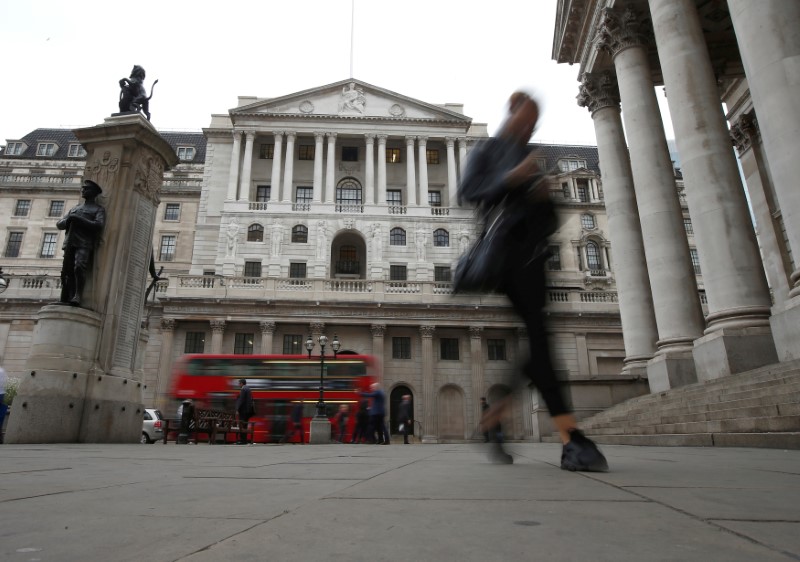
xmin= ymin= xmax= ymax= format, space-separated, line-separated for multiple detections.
xmin=554 ymin=359 xmax=800 ymax=449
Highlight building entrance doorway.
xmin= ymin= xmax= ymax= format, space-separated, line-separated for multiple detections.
xmin=389 ymin=385 xmax=413 ymax=435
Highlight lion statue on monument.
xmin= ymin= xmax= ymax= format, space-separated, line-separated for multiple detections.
xmin=118 ymin=65 xmax=158 ymax=121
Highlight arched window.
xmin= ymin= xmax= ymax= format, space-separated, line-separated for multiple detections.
xmin=336 ymin=177 xmax=362 ymax=205
xmin=433 ymin=228 xmax=449 ymax=247
xmin=247 ymin=224 xmax=264 ymax=242
xmin=586 ymin=241 xmax=602 ymax=270
xmin=390 ymin=227 xmax=406 ymax=246
xmin=291 ymin=225 xmax=308 ymax=243
xmin=581 ymin=214 xmax=595 ymax=230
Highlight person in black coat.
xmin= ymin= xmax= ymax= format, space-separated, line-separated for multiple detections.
xmin=397 ymin=394 xmax=412 ymax=444
xmin=234 ymin=378 xmax=254 ymax=444
xmin=351 ymin=399 xmax=369 ymax=444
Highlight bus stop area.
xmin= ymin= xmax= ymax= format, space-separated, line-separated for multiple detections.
xmin=1 ymin=442 xmax=798 ymax=561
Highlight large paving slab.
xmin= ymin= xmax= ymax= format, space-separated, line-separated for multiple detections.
xmin=0 ymin=442 xmax=798 ymax=561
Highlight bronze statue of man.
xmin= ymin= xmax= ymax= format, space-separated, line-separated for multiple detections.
xmin=57 ymin=180 xmax=106 ymax=306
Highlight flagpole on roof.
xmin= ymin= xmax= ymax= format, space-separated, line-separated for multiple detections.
xmin=350 ymin=0 xmax=355 ymax=78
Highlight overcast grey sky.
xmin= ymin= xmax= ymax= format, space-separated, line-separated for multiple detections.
xmin=0 ymin=0 xmax=673 ymax=146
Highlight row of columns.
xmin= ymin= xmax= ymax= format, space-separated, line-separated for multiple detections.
xmin=577 ymin=0 xmax=800 ymax=391
xmin=226 ymin=131 xmax=469 ymax=207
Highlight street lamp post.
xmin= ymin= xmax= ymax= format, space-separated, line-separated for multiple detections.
xmin=0 ymin=268 xmax=8 ymax=294
xmin=306 ymin=334 xmax=341 ymax=443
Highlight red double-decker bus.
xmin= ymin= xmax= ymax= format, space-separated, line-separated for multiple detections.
xmin=168 ymin=354 xmax=377 ymax=443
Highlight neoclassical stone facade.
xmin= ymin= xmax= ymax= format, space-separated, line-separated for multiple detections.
xmin=554 ymin=0 xmax=800 ymax=393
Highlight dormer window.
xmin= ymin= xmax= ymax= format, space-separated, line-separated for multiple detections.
xmin=67 ymin=144 xmax=87 ymax=158
xmin=558 ymin=158 xmax=586 ymax=172
xmin=36 ymin=143 xmax=57 ymax=157
xmin=5 ymin=142 xmax=25 ymax=155
xmin=177 ymin=147 xmax=195 ymax=161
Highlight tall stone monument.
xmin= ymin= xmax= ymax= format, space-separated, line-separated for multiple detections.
xmin=5 ymin=113 xmax=177 ymax=443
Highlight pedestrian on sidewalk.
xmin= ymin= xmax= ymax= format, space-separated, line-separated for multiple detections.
xmin=234 ymin=378 xmax=254 ymax=444
xmin=362 ymin=383 xmax=390 ymax=445
xmin=351 ymin=399 xmax=369 ymax=443
xmin=398 ymin=394 xmax=412 ymax=444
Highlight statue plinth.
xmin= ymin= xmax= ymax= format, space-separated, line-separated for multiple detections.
xmin=5 ymin=114 xmax=178 ymax=444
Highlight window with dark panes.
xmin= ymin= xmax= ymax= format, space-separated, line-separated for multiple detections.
xmin=295 ymin=187 xmax=313 ymax=205
xmin=234 ymin=333 xmax=254 ymax=355
xmin=390 ymin=265 xmax=407 ymax=281
xmin=433 ymin=229 xmax=449 ymax=247
xmin=159 ymin=235 xmax=176 ymax=261
xmin=581 ymin=214 xmax=595 ymax=229
xmin=243 ymin=261 xmax=262 ymax=277
xmin=256 ymin=185 xmax=271 ymax=202
xmin=683 ymin=217 xmax=693 ymax=235
xmin=164 ymin=203 xmax=180 ymax=221
xmin=14 ymin=200 xmax=31 ymax=217
xmin=283 ymin=334 xmax=303 ymax=355
xmin=488 ymin=339 xmax=506 ymax=361
xmin=291 ymin=225 xmax=308 ymax=243
xmin=434 ymin=266 xmax=451 ymax=282
xmin=690 ymin=248 xmax=701 ymax=274
xmin=259 ymin=144 xmax=274 ymax=159
xmin=428 ymin=191 xmax=442 ymax=207
xmin=390 ymin=227 xmax=406 ymax=246
xmin=586 ymin=241 xmax=602 ymax=270
xmin=577 ymin=183 xmax=589 ymax=202
xmin=386 ymin=148 xmax=401 ymax=163
xmin=289 ymin=262 xmax=307 ymax=278
xmin=387 ymin=190 xmax=402 ymax=206
xmin=36 ymin=143 xmax=56 ymax=157
xmin=546 ymin=246 xmax=561 ymax=271
xmin=5 ymin=232 xmax=23 ymax=257
xmin=299 ymin=145 xmax=315 ymax=160
xmin=392 ymin=337 xmax=411 ymax=359
xmin=342 ymin=147 xmax=358 ymax=162
xmin=68 ymin=144 xmax=86 ymax=158
xmin=440 ymin=338 xmax=459 ymax=360
xmin=336 ymin=179 xmax=362 ymax=205
xmin=177 ymin=147 xmax=195 ymax=161
xmin=48 ymin=200 xmax=64 ymax=217
xmin=247 ymin=224 xmax=264 ymax=242
xmin=184 ymin=332 xmax=206 ymax=354
xmin=426 ymin=149 xmax=440 ymax=165
xmin=40 ymin=232 xmax=58 ymax=258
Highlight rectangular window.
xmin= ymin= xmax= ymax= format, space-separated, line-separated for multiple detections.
xmin=177 ymin=147 xmax=195 ymax=161
xmin=14 ymin=200 xmax=31 ymax=217
xmin=386 ymin=148 xmax=401 ymax=163
xmin=426 ymin=149 xmax=440 ymax=165
xmin=295 ymin=187 xmax=313 ymax=204
xmin=234 ymin=333 xmax=254 ymax=355
xmin=577 ymin=185 xmax=589 ymax=203
xmin=6 ymin=142 xmax=24 ymax=155
xmin=387 ymin=190 xmax=402 ymax=206
xmin=428 ymin=191 xmax=442 ymax=207
xmin=546 ymin=246 xmax=561 ymax=271
xmin=488 ymin=339 xmax=507 ymax=361
xmin=4 ymin=232 xmax=23 ymax=257
xmin=184 ymin=332 xmax=206 ymax=354
xmin=683 ymin=217 xmax=693 ymax=235
xmin=164 ymin=203 xmax=180 ymax=221
xmin=283 ymin=334 xmax=303 ymax=355
xmin=243 ymin=261 xmax=262 ymax=277
xmin=259 ymin=144 xmax=274 ymax=159
xmin=36 ymin=143 xmax=56 ymax=157
xmin=392 ymin=337 xmax=411 ymax=359
xmin=434 ymin=266 xmax=451 ymax=282
xmin=289 ymin=262 xmax=307 ymax=278
xmin=342 ymin=147 xmax=358 ymax=162
xmin=690 ymin=248 xmax=701 ymax=274
xmin=256 ymin=185 xmax=271 ymax=202
xmin=299 ymin=145 xmax=315 ymax=160
xmin=40 ymin=232 xmax=58 ymax=258
xmin=440 ymin=338 xmax=459 ymax=360
xmin=159 ymin=235 xmax=176 ymax=261
xmin=48 ymin=200 xmax=65 ymax=217
xmin=390 ymin=265 xmax=407 ymax=281
xmin=67 ymin=144 xmax=86 ymax=158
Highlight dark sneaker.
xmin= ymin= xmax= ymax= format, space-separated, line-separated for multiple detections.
xmin=561 ymin=430 xmax=608 ymax=472
xmin=488 ymin=441 xmax=513 ymax=464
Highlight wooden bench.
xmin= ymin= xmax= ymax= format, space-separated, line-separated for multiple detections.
xmin=162 ymin=407 xmax=255 ymax=445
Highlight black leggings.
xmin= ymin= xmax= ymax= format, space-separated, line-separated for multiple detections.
xmin=502 ymin=259 xmax=570 ymax=417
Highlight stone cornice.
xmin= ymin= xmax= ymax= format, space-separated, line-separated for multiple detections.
xmin=577 ymin=72 xmax=620 ymax=114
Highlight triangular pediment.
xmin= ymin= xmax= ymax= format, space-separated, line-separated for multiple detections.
xmin=231 ymin=78 xmax=471 ymax=123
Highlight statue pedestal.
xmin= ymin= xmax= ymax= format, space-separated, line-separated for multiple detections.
xmin=309 ymin=418 xmax=332 ymax=444
xmin=5 ymin=114 xmax=177 ymax=444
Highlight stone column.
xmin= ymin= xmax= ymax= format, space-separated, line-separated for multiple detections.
xmin=210 ymin=319 xmax=226 ymax=354
xmin=154 ymin=318 xmax=176 ymax=413
xmin=405 ymin=136 xmax=417 ymax=206
xmin=227 ymin=130 xmax=242 ymax=200
xmin=371 ymin=324 xmax=386 ymax=383
xmin=365 ymin=134 xmax=375 ymax=205
xmin=325 ymin=133 xmax=337 ymax=204
xmin=282 ymin=132 xmax=296 ymax=203
xmin=597 ymin=6 xmax=705 ymax=391
xmin=420 ymin=325 xmax=437 ymax=442
xmin=469 ymin=326 xmax=484 ymax=434
xmin=649 ymin=0 xmax=776 ymax=380
xmin=458 ymin=137 xmax=468 ymax=183
xmin=728 ymin=0 xmax=800 ymax=361
xmin=577 ymin=72 xmax=658 ymax=379
xmin=259 ymin=321 xmax=275 ymax=355
xmin=269 ymin=131 xmax=284 ymax=203
xmin=446 ymin=137 xmax=458 ymax=207
xmin=417 ymin=136 xmax=429 ymax=207
xmin=6 ymin=114 xmax=178 ymax=443
xmin=239 ymin=131 xmax=255 ymax=202
xmin=377 ymin=135 xmax=387 ymax=204
xmin=516 ymin=328 xmax=536 ymax=440
xmin=313 ymin=132 xmax=324 ymax=203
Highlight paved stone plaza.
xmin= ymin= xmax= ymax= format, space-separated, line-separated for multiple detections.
xmin=1 ymin=443 xmax=799 ymax=561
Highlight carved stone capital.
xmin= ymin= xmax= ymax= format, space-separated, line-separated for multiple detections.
xmin=377 ymin=134 xmax=388 ymax=144
xmin=160 ymin=317 xmax=176 ymax=332
xmin=405 ymin=135 xmax=416 ymax=145
xmin=445 ymin=137 xmax=456 ymax=147
xmin=577 ymin=72 xmax=621 ymax=114
xmin=309 ymin=322 xmax=325 ymax=334
xmin=469 ymin=326 xmax=483 ymax=339
xmin=326 ymin=132 xmax=338 ymax=141
xmin=457 ymin=137 xmax=467 ymax=147
xmin=419 ymin=325 xmax=436 ymax=338
xmin=273 ymin=131 xmax=285 ymax=139
xmin=259 ymin=321 xmax=276 ymax=335
xmin=232 ymin=130 xmax=243 ymax=141
xmin=314 ymin=132 xmax=325 ymax=143
xmin=417 ymin=136 xmax=428 ymax=145
xmin=596 ymin=7 xmax=653 ymax=58
xmin=371 ymin=324 xmax=386 ymax=337
xmin=285 ymin=131 xmax=297 ymax=141
xmin=244 ymin=131 xmax=256 ymax=141
xmin=731 ymin=112 xmax=759 ymax=153
xmin=364 ymin=133 xmax=376 ymax=143
xmin=210 ymin=319 xmax=226 ymax=333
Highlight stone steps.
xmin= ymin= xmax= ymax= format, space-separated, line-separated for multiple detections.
xmin=563 ymin=359 xmax=800 ymax=449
